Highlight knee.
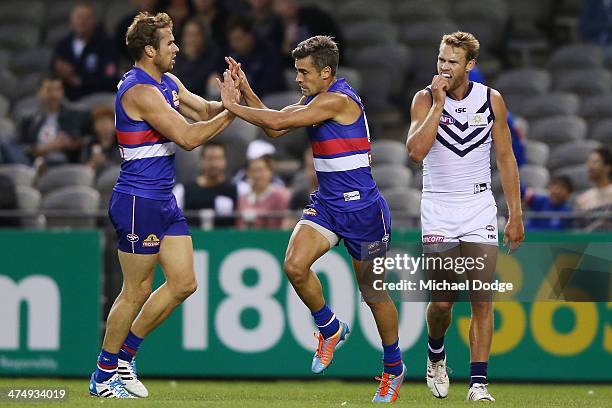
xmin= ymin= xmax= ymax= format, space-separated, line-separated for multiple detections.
xmin=471 ymin=301 xmax=492 ymax=316
xmin=430 ymin=301 xmax=454 ymax=314
xmin=171 ymin=280 xmax=198 ymax=301
xmin=121 ymin=285 xmax=152 ymax=306
xmin=283 ymin=257 xmax=309 ymax=287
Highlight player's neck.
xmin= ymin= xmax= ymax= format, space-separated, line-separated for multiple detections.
xmin=320 ymin=76 xmax=337 ymax=94
xmin=447 ymin=80 xmax=470 ymax=101
xmin=135 ymin=61 xmax=163 ymax=83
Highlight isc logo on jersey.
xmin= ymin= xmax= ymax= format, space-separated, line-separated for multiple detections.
xmin=142 ymin=234 xmax=161 ymax=247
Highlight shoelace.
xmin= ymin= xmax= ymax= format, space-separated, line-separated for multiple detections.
xmin=374 ymin=374 xmax=399 ymax=399
xmin=471 ymin=383 xmax=491 ymax=399
xmin=108 ymin=378 xmax=131 ymax=398
xmin=313 ymin=333 xmax=336 ymax=364
xmin=433 ymin=362 xmax=447 ymax=384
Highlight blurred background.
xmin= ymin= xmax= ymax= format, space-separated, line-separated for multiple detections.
xmin=0 ymin=0 xmax=610 ymax=382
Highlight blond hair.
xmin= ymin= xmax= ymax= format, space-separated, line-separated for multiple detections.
xmin=441 ymin=31 xmax=480 ymax=63
xmin=126 ymin=12 xmax=173 ymax=61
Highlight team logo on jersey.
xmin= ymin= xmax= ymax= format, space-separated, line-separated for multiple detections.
xmin=126 ymin=233 xmax=139 ymax=243
xmin=467 ymin=113 xmax=487 ymax=127
xmin=486 ymin=225 xmax=496 ymax=231
xmin=440 ymin=115 xmax=455 ymax=125
xmin=423 ymin=234 xmax=445 ymax=243
xmin=172 ymin=90 xmax=179 ymax=108
xmin=142 ymin=234 xmax=161 ymax=247
xmin=303 ymin=207 xmax=317 ymax=217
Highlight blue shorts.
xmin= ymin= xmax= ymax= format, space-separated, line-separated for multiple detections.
xmin=301 ymin=195 xmax=391 ymax=260
xmin=108 ymin=191 xmax=190 ymax=254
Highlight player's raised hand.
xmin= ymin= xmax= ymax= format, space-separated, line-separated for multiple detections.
xmin=430 ymin=75 xmax=450 ymax=106
xmin=216 ymin=70 xmax=240 ymax=107
xmin=503 ymin=216 xmax=524 ymax=255
xmin=225 ymin=56 xmax=251 ymax=92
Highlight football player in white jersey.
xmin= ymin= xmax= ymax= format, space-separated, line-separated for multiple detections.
xmin=406 ymin=32 xmax=524 ymax=402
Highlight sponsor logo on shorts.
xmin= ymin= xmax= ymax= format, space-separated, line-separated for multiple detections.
xmin=126 ymin=233 xmax=139 ymax=243
xmin=485 ymin=224 xmax=495 ymax=231
xmin=303 ymin=207 xmax=317 ymax=217
xmin=142 ymin=234 xmax=161 ymax=247
xmin=473 ymin=183 xmax=488 ymax=194
xmin=382 ymin=233 xmax=390 ymax=243
xmin=344 ymin=191 xmax=361 ymax=202
xmin=440 ymin=115 xmax=455 ymax=125
xmin=423 ymin=234 xmax=445 ymax=243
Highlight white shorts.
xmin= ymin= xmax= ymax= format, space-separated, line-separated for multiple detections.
xmin=421 ymin=193 xmax=498 ymax=253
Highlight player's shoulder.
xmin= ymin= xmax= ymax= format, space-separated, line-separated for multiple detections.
xmin=163 ymin=72 xmax=182 ymax=89
xmin=312 ymin=91 xmax=349 ymax=108
xmin=412 ymin=88 xmax=433 ymax=107
xmin=123 ymin=83 xmax=164 ymax=107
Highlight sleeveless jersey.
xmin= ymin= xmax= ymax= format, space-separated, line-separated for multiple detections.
xmin=422 ymin=81 xmax=495 ymax=203
xmin=114 ymin=66 xmax=179 ymax=200
xmin=305 ymin=78 xmax=380 ymax=212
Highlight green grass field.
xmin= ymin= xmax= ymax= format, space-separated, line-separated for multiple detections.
xmin=0 ymin=378 xmax=610 ymax=407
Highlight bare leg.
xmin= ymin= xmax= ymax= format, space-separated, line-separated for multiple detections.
xmin=101 ymin=251 xmax=157 ymax=353
xmin=283 ymin=224 xmax=332 ymax=311
xmin=425 ymin=245 xmax=461 ymax=339
xmin=130 ymin=235 xmax=197 ymax=338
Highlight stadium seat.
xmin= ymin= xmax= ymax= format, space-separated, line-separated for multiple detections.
xmin=0 ymin=69 xmax=20 ymax=101
xmin=384 ymin=188 xmax=422 ymax=228
xmin=336 ymin=67 xmax=363 ymax=92
xmin=17 ymin=73 xmax=44 ymax=99
xmin=343 ymin=21 xmax=398 ymax=47
xmin=351 ymin=43 xmax=411 ymax=91
xmin=548 ymin=140 xmax=602 ymax=171
xmin=104 ymin=0 xmax=136 ymax=34
xmin=355 ymin=67 xmax=395 ymax=111
xmin=393 ymin=0 xmax=449 ymax=23
xmin=96 ymin=165 xmax=120 ymax=193
xmin=519 ymin=165 xmax=550 ymax=189
xmin=529 ymin=115 xmax=587 ymax=146
xmin=451 ymin=0 xmax=508 ymax=25
xmin=553 ymin=164 xmax=591 ymax=191
xmin=261 ymin=91 xmax=302 ymax=110
xmin=0 ymin=95 xmax=8 ymax=117
xmin=494 ymin=69 xmax=551 ymax=95
xmin=42 ymin=185 xmax=100 ymax=228
xmin=216 ymin=118 xmax=261 ymax=146
xmin=520 ymin=92 xmax=579 ymax=120
xmin=338 ymin=0 xmax=391 ymax=22
xmin=43 ymin=24 xmax=70 ymax=46
xmin=579 ymin=94 xmax=612 ymax=121
xmin=524 ymin=140 xmax=550 ymax=166
xmin=371 ymin=164 xmax=412 ymax=191
xmin=548 ymin=44 xmax=605 ymax=70
xmin=0 ymin=49 xmax=12 ymax=70
xmin=10 ymin=47 xmax=53 ymax=74
xmin=0 ymin=117 xmax=16 ymax=139
xmin=371 ymin=140 xmax=408 ymax=166
xmin=72 ymin=92 xmax=116 ymax=111
xmin=174 ymin=146 xmax=201 ymax=185
xmin=411 ymin=168 xmax=423 ymax=190
xmin=590 ymin=118 xmax=612 ymax=144
xmin=399 ymin=20 xmax=460 ymax=47
xmin=554 ymin=69 xmax=612 ymax=95
xmin=456 ymin=19 xmax=504 ymax=53
xmin=0 ymin=0 xmax=44 ymax=25
xmin=408 ymin=46 xmax=440 ymax=84
xmin=491 ymin=171 xmax=502 ymax=194
xmin=0 ymin=25 xmax=39 ymax=50
xmin=0 ymin=164 xmax=35 ymax=186
xmin=37 ymin=164 xmax=95 ymax=195
xmin=15 ymin=185 xmax=43 ymax=228
xmin=11 ymin=94 xmax=39 ymax=121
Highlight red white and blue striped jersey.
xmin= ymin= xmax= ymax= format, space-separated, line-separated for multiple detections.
xmin=305 ymin=78 xmax=380 ymax=211
xmin=114 ymin=66 xmax=179 ymax=200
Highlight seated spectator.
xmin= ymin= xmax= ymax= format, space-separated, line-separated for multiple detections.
xmin=283 ymin=147 xmax=317 ymax=228
xmin=248 ymin=0 xmax=284 ymax=52
xmin=52 ymin=1 xmax=119 ymax=101
xmin=18 ymin=74 xmax=86 ymax=169
xmin=576 ymin=146 xmax=612 ymax=213
xmin=163 ymin=0 xmax=192 ymax=37
xmin=173 ymin=18 xmax=221 ymax=97
xmin=192 ymin=0 xmax=230 ymax=49
xmin=233 ymin=139 xmax=286 ymax=194
xmin=275 ymin=0 xmax=344 ymax=66
xmin=215 ymin=16 xmax=287 ymax=97
xmin=0 ymin=175 xmax=20 ymax=227
xmin=238 ymin=156 xmax=290 ymax=229
xmin=115 ymin=0 xmax=162 ymax=70
xmin=82 ymin=106 xmax=121 ymax=174
xmin=523 ymin=176 xmax=573 ymax=230
xmin=180 ymin=142 xmax=238 ymax=228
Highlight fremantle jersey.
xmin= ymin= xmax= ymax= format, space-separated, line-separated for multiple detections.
xmin=422 ymin=81 xmax=495 ymax=202
xmin=114 ymin=66 xmax=179 ymax=200
xmin=305 ymin=78 xmax=380 ymax=212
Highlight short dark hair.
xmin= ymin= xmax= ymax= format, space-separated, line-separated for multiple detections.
xmin=38 ymin=73 xmax=63 ymax=89
xmin=126 ymin=12 xmax=173 ymax=61
xmin=592 ymin=145 xmax=612 ymax=178
xmin=292 ymin=35 xmax=339 ymax=76
xmin=227 ymin=15 xmax=253 ymax=35
xmin=202 ymin=141 xmax=226 ymax=157
xmin=441 ymin=31 xmax=480 ymax=63
xmin=550 ymin=175 xmax=573 ymax=193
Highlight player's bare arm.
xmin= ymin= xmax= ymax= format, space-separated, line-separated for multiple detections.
xmin=406 ymin=75 xmax=450 ymax=162
xmin=226 ymin=56 xmax=306 ymax=138
xmin=218 ymin=71 xmax=346 ymax=134
xmin=490 ymin=88 xmax=525 ymax=254
xmin=165 ymin=72 xmax=224 ymax=121
xmin=123 ymin=84 xmax=234 ymax=151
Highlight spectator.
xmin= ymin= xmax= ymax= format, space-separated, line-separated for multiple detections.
xmin=82 ymin=106 xmax=121 ymax=174
xmin=173 ymin=18 xmax=221 ymax=97
xmin=192 ymin=0 xmax=230 ymax=49
xmin=283 ymin=147 xmax=317 ymax=228
xmin=52 ymin=1 xmax=119 ymax=101
xmin=523 ymin=176 xmax=573 ymax=230
xmin=163 ymin=0 xmax=192 ymax=37
xmin=115 ymin=0 xmax=162 ymax=69
xmin=233 ymin=139 xmax=285 ymax=194
xmin=576 ymin=146 xmax=612 ymax=212
xmin=238 ymin=155 xmax=290 ymax=229
xmin=217 ymin=16 xmax=287 ymax=97
xmin=0 ymin=175 xmax=20 ymax=227
xmin=248 ymin=0 xmax=284 ymax=52
xmin=275 ymin=0 xmax=344 ymax=66
xmin=18 ymin=74 xmax=86 ymax=169
xmin=181 ymin=142 xmax=238 ymax=228
xmin=579 ymin=0 xmax=612 ymax=45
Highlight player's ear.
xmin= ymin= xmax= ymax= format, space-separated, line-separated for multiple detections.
xmin=321 ymin=66 xmax=332 ymax=79
xmin=144 ymin=45 xmax=155 ymax=58
xmin=466 ymin=59 xmax=476 ymax=72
